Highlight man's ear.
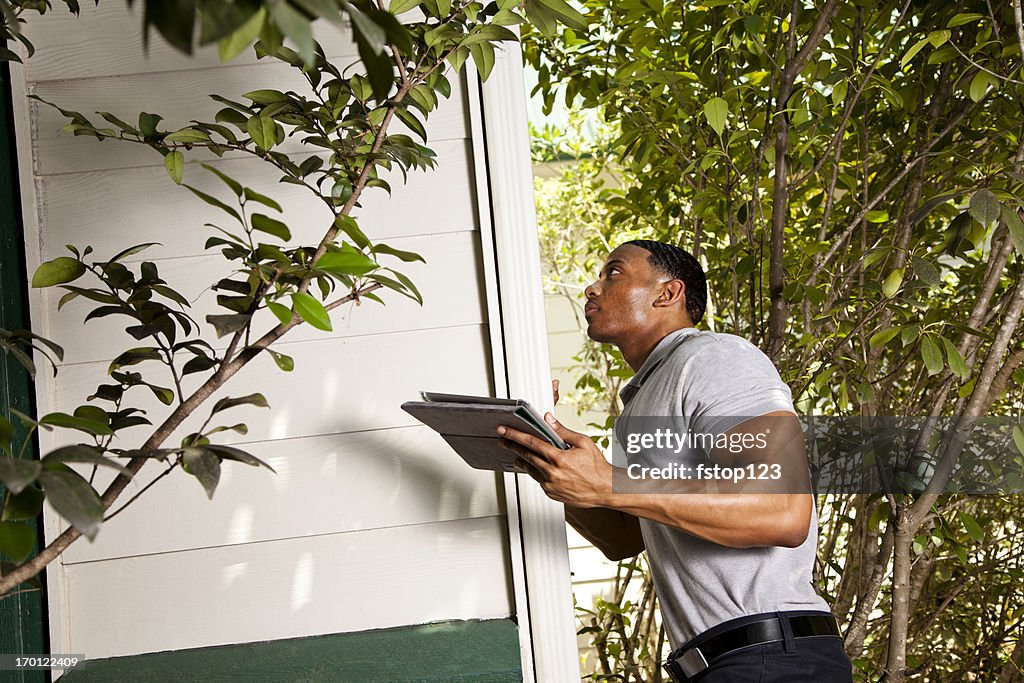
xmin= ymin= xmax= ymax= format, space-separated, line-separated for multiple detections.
xmin=653 ymin=279 xmax=686 ymax=309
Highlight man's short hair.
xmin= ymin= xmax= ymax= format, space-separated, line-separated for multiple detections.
xmin=624 ymin=239 xmax=707 ymax=324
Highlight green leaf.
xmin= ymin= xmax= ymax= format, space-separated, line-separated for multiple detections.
xmin=881 ymin=268 xmax=903 ymax=298
xmin=42 ymin=445 xmax=131 ymax=476
xmin=969 ymin=71 xmax=995 ymax=103
xmin=292 ymin=292 xmax=333 ymax=331
xmin=268 ymin=349 xmax=294 ymax=372
xmin=218 ymin=6 xmax=267 ymax=61
xmin=164 ymin=128 xmax=210 ymax=143
xmin=251 ymin=213 xmax=291 ymax=241
xmin=969 ymin=189 xmax=1000 ymax=226
xmin=211 ymin=393 xmax=269 ymax=416
xmin=164 ymin=150 xmax=184 ymax=184
xmin=185 ymin=185 xmax=243 ymax=223
xmin=0 ymin=457 xmax=41 ymax=495
xmin=869 ymin=327 xmax=901 ymax=348
xmin=529 ymin=0 xmax=587 ymax=31
xmin=1002 ymin=205 xmax=1024 ymax=254
xmin=200 ymin=163 xmax=243 ymax=196
xmin=900 ymin=37 xmax=931 ymax=69
xmin=105 ymin=242 xmax=160 ymax=265
xmin=948 ymin=13 xmax=984 ymax=27
xmin=958 ymin=511 xmax=984 ymax=542
xmin=98 ymin=111 xmax=137 ymax=133
xmin=335 ymin=215 xmax=371 ymax=250
xmin=109 ymin=347 xmax=163 ymax=373
xmin=1013 ymin=425 xmax=1024 ymax=457
xmin=266 ymin=301 xmax=293 ymax=326
xmin=469 ymin=42 xmax=496 ymax=81
xmin=331 ymin=178 xmax=354 ymax=204
xmin=373 ymin=243 xmax=425 ymax=263
xmin=940 ymin=337 xmax=969 ymax=381
xmin=243 ymin=187 xmax=282 ymax=212
xmin=247 ymin=115 xmax=278 ymax=150
xmin=181 ymin=447 xmax=221 ymax=499
xmin=32 ymin=257 xmax=85 ymax=288
xmin=38 ymin=469 xmax=103 ymax=540
xmin=268 ymin=2 xmax=315 ymax=65
xmin=910 ymin=255 xmax=941 ymax=286
xmin=39 ymin=412 xmax=114 ymax=437
xmin=242 ymin=89 xmax=290 ymax=104
xmin=206 ymin=313 xmax=252 ymax=338
xmin=0 ymin=522 xmax=35 ymax=562
xmin=346 ymin=4 xmax=387 ymax=54
xmin=315 ymin=245 xmax=378 ymax=276
xmin=865 ymin=210 xmax=889 ymax=223
xmin=921 ymin=335 xmax=943 ymax=375
xmin=926 ymin=30 xmax=950 ymax=48
xmin=204 ymin=444 xmax=276 ymax=472
xmin=396 ymin=108 xmax=427 ymax=142
xmin=391 ymin=269 xmax=423 ymax=305
xmin=448 ymin=47 xmax=470 ymax=74
xmin=2 ymin=485 xmax=44 ymax=522
xmin=138 ymin=112 xmax=163 ymax=137
xmin=389 ymin=0 xmax=420 ymax=13
xmin=703 ymin=97 xmax=728 ymax=137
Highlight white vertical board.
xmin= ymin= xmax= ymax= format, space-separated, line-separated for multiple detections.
xmin=477 ymin=37 xmax=581 ymax=683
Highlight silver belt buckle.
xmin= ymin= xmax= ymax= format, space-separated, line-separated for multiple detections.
xmin=677 ymin=646 xmax=710 ymax=677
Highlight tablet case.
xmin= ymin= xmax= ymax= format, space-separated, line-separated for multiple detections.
xmin=401 ymin=397 xmax=568 ymax=472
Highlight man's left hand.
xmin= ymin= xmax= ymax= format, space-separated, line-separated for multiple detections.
xmin=497 ymin=414 xmax=611 ymax=508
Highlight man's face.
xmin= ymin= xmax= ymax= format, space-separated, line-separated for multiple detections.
xmin=583 ymin=244 xmax=665 ymax=343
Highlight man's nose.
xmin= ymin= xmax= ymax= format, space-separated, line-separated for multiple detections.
xmin=584 ymin=281 xmax=599 ymax=299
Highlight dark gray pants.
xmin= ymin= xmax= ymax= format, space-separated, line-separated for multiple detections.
xmin=692 ymin=635 xmax=853 ymax=682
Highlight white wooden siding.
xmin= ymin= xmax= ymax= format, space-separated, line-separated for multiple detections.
xmin=65 ymin=516 xmax=513 ymax=659
xmin=12 ymin=3 xmax=520 ymax=661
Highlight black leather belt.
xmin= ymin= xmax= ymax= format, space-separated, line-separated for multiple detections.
xmin=664 ymin=612 xmax=842 ymax=682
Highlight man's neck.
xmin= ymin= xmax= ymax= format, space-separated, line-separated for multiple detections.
xmin=619 ymin=323 xmax=695 ymax=372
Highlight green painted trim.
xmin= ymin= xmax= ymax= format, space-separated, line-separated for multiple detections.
xmin=62 ymin=619 xmax=522 ymax=682
xmin=0 ymin=61 xmax=50 ymax=682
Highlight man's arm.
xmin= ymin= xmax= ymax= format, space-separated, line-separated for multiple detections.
xmin=563 ymin=505 xmax=645 ymax=561
xmin=499 ymin=411 xmax=812 ymax=549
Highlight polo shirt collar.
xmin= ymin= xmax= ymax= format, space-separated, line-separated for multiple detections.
xmin=619 ymin=327 xmax=699 ymax=405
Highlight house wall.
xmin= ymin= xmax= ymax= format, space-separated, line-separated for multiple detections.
xmin=10 ymin=5 xmax=518 ymax=661
xmin=0 ymin=63 xmax=48 ymax=683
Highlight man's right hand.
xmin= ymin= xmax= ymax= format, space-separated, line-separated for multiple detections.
xmin=552 ymin=378 xmax=560 ymax=406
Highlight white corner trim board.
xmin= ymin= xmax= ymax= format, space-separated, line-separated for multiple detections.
xmin=473 ymin=37 xmax=581 ymax=683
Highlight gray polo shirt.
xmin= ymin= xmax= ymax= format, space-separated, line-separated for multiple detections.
xmin=614 ymin=327 xmax=829 ymax=647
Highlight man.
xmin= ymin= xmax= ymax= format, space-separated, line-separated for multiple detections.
xmin=497 ymin=240 xmax=852 ymax=682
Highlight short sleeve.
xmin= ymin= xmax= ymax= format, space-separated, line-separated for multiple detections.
xmin=679 ymin=336 xmax=795 ymax=439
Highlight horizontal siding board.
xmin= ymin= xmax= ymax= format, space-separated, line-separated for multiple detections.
xmin=547 ymin=330 xmax=586 ymax=370
xmin=21 ymin=5 xmax=357 ymax=83
xmin=62 ymin=425 xmax=504 ymax=564
xmin=48 ymin=325 xmax=496 ymax=450
xmin=30 ymin=65 xmax=468 ymax=175
xmin=47 ymin=230 xmax=487 ymax=365
xmin=37 ymin=139 xmax=476 ymax=263
xmin=568 ymin=546 xmax=619 ymax=584
xmin=63 ymin=516 xmax=514 ymax=659
xmin=544 ymin=295 xmax=584 ymax=334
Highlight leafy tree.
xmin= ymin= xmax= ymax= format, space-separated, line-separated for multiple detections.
xmin=0 ymin=0 xmax=585 ymax=598
xmin=527 ymin=1 xmax=1024 ymax=680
